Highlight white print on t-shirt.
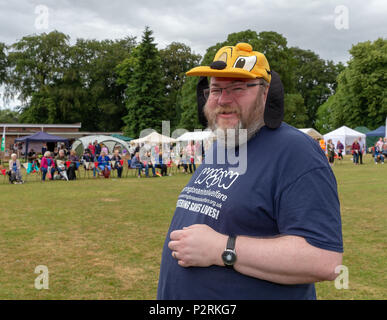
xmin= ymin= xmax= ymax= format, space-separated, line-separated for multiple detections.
xmin=194 ymin=168 xmax=239 ymax=190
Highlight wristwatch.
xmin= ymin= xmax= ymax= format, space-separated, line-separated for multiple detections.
xmin=222 ymin=236 xmax=237 ymax=268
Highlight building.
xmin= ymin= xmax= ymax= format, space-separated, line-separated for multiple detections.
xmin=0 ymin=123 xmax=122 ymax=157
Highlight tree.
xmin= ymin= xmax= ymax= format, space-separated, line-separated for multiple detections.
xmin=316 ymin=38 xmax=387 ymax=130
xmin=283 ymin=93 xmax=308 ymax=128
xmin=178 ymin=76 xmax=204 ymax=131
xmin=118 ymin=27 xmax=166 ymax=137
xmin=159 ymin=42 xmax=201 ymax=129
xmin=289 ymin=47 xmax=344 ymax=127
xmin=0 ymin=42 xmax=7 ymax=85
xmin=0 ymin=108 xmax=19 ymax=123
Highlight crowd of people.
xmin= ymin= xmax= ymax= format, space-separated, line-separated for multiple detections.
xmin=1 ymin=139 xmax=200 ymax=184
xmin=320 ymin=137 xmax=387 ymax=166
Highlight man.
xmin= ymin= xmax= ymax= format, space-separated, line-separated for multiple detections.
xmin=157 ymin=43 xmax=343 ymax=300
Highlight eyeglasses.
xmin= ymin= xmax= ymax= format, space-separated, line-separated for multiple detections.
xmin=203 ymin=82 xmax=264 ymax=100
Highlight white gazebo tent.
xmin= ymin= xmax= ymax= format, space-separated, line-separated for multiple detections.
xmin=323 ymin=126 xmax=366 ymax=155
xmin=298 ymin=128 xmax=323 ymax=140
xmin=130 ymin=131 xmax=177 ymax=144
xmin=175 ymin=130 xmax=215 ymax=142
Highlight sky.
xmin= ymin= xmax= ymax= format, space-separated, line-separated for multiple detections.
xmin=0 ymin=0 xmax=386 ymax=109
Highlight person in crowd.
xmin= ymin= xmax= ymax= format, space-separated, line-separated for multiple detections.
xmin=326 ymin=139 xmax=335 ymax=166
xmin=374 ymin=141 xmax=385 ymax=164
xmin=8 ymin=153 xmax=23 ymax=184
xmin=53 ymin=147 xmax=59 ymax=157
xmin=40 ymin=151 xmax=56 ymax=181
xmin=26 ymin=148 xmax=39 ymax=173
xmin=351 ymin=139 xmax=361 ymax=165
xmin=185 ymin=141 xmax=197 ymax=173
xmin=67 ymin=150 xmax=79 ymax=180
xmin=94 ymin=141 xmax=102 ymax=157
xmin=376 ymin=137 xmax=384 ymax=151
xmin=177 ymin=150 xmax=189 ymax=174
xmin=41 ymin=143 xmax=47 ymax=155
xmin=81 ymin=149 xmax=96 ymax=177
xmin=155 ymin=148 xmax=168 ymax=176
xmin=111 ymin=149 xmax=124 ymax=178
xmin=97 ymin=149 xmax=111 ymax=178
xmin=382 ymin=138 xmax=387 ymax=157
xmin=88 ymin=142 xmax=95 ymax=156
xmin=336 ymin=140 xmax=344 ymax=160
xmin=131 ymin=151 xmax=154 ymax=178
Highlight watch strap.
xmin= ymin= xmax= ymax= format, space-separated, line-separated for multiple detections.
xmin=226 ymin=236 xmax=236 ymax=251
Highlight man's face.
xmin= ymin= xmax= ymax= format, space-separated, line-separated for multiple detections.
xmin=204 ymin=77 xmax=269 ymax=133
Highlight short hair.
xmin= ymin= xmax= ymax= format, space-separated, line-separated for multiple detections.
xmin=11 ymin=153 xmax=17 ymax=158
xmin=44 ymin=151 xmax=51 ymax=157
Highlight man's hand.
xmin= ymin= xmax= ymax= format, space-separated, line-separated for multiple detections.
xmin=168 ymin=224 xmax=227 ymax=268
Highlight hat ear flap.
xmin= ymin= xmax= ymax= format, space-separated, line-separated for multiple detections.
xmin=264 ymin=70 xmax=284 ymax=129
xmin=197 ymin=76 xmax=209 ymax=127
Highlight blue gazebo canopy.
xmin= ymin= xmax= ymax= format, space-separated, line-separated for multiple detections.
xmin=15 ymin=131 xmax=68 ymax=143
xmin=15 ymin=131 xmax=68 ymax=156
xmin=366 ymin=126 xmax=385 ymax=137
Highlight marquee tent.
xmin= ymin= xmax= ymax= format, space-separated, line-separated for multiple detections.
xmin=323 ymin=126 xmax=366 ymax=155
xmin=71 ymin=135 xmax=131 ymax=156
xmin=130 ymin=131 xmax=177 ymax=144
xmin=15 ymin=131 xmax=68 ymax=155
xmin=298 ymin=128 xmax=323 ymax=140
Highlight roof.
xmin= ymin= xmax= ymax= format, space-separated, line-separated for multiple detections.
xmin=298 ymin=128 xmax=323 ymax=139
xmin=366 ymin=126 xmax=386 ymax=137
xmin=323 ymin=126 xmax=366 ymax=138
xmin=14 ymin=131 xmax=68 ymax=142
xmin=0 ymin=123 xmax=81 ymax=128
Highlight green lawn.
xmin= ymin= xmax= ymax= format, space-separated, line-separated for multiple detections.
xmin=0 ymin=155 xmax=386 ymax=299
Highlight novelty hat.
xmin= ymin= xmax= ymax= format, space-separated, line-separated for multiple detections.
xmin=186 ymin=42 xmax=271 ymax=83
xmin=191 ymin=42 xmax=284 ymax=129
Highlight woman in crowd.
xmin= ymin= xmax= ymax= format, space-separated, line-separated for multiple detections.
xmin=67 ymin=150 xmax=79 ymax=180
xmin=351 ymin=139 xmax=361 ymax=165
xmin=327 ymin=139 xmax=335 ymax=166
xmin=8 ymin=153 xmax=23 ymax=184
xmin=110 ymin=149 xmax=123 ymax=178
xmin=336 ymin=140 xmax=344 ymax=160
xmin=40 ymin=151 xmax=56 ymax=181
xmin=97 ymin=150 xmax=111 ymax=178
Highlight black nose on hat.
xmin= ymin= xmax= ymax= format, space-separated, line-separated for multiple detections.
xmin=210 ymin=60 xmax=227 ymax=70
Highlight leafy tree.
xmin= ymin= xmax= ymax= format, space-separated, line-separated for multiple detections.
xmin=316 ymin=38 xmax=386 ymax=130
xmin=119 ymin=27 xmax=166 ymax=137
xmin=159 ymin=42 xmax=201 ymax=129
xmin=283 ymin=93 xmax=308 ymax=128
xmin=0 ymin=42 xmax=7 ymax=85
xmin=0 ymin=108 xmax=19 ymax=123
xmin=289 ymin=47 xmax=344 ymax=127
xmin=178 ymin=76 xmax=204 ymax=131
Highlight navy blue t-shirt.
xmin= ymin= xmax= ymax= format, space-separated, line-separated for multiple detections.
xmin=157 ymin=123 xmax=343 ymax=300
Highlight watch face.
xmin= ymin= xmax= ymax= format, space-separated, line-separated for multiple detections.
xmin=222 ymin=250 xmax=236 ymax=265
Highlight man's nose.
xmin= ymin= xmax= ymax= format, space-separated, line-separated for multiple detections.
xmin=217 ymin=88 xmax=233 ymax=105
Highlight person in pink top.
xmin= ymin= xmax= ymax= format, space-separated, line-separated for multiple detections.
xmin=40 ymin=151 xmax=56 ymax=181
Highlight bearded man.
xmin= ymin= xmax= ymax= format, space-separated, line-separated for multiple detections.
xmin=157 ymin=43 xmax=343 ymax=300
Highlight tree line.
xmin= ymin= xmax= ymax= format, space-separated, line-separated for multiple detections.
xmin=0 ymin=27 xmax=385 ymax=136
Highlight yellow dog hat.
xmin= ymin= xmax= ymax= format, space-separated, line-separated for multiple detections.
xmin=186 ymin=42 xmax=271 ymax=83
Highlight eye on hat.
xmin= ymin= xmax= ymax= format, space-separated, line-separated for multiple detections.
xmin=186 ymin=42 xmax=271 ymax=83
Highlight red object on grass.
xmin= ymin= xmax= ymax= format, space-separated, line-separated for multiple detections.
xmin=1 ymin=169 xmax=6 ymax=175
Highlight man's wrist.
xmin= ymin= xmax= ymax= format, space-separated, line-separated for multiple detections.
xmin=214 ymin=233 xmax=228 ymax=266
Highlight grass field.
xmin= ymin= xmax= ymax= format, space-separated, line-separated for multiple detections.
xmin=0 ymin=155 xmax=386 ymax=300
